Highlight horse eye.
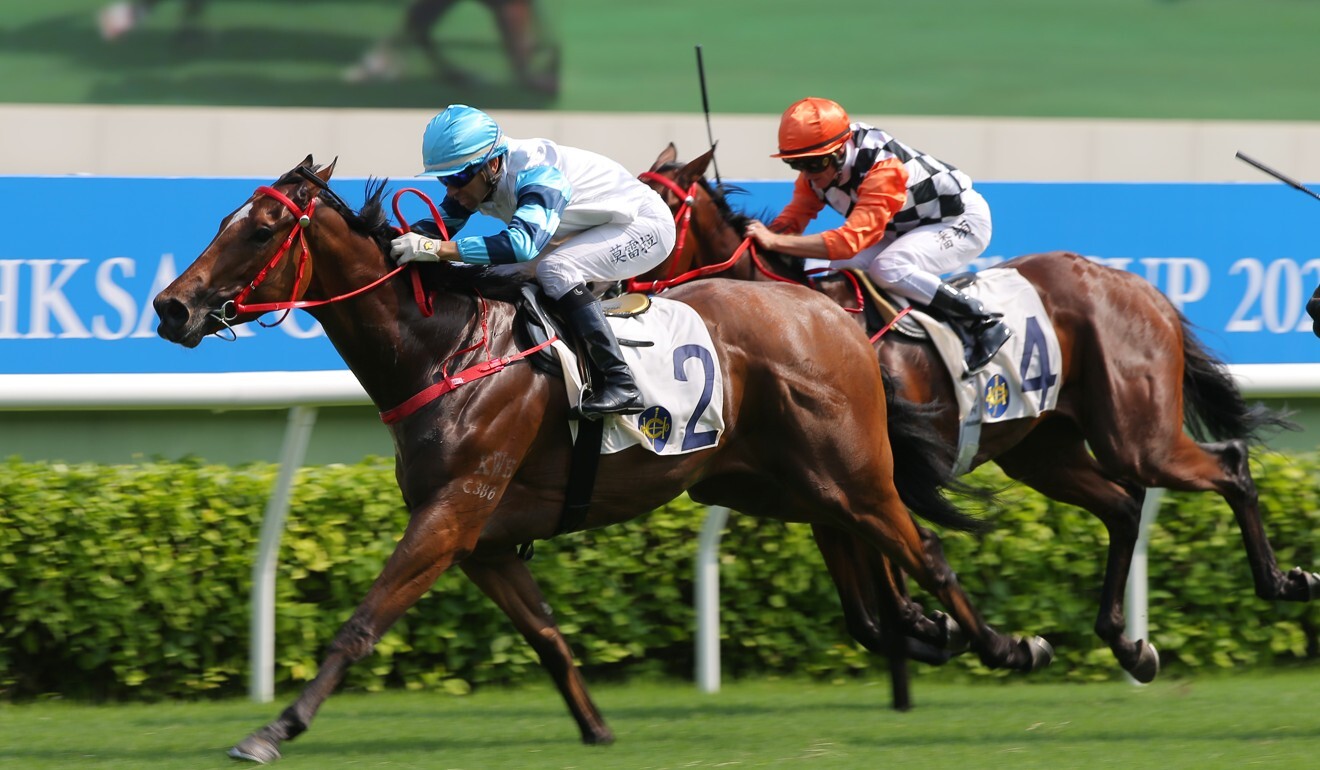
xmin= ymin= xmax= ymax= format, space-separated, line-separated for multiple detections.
xmin=249 ymin=225 xmax=275 ymax=244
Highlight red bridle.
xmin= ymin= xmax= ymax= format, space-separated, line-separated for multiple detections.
xmin=637 ymin=171 xmax=698 ymax=268
xmin=218 ymin=184 xmax=451 ymax=328
xmin=632 ymin=170 xmax=799 ymax=293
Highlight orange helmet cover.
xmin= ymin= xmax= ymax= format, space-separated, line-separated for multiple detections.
xmin=772 ymin=97 xmax=852 ymax=159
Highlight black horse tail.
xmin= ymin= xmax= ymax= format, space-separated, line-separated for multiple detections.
xmin=883 ymin=371 xmax=989 ymax=534
xmin=1179 ymin=313 xmax=1297 ymax=443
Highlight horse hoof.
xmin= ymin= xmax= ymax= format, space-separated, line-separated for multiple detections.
xmin=1128 ymin=640 xmax=1160 ymax=684
xmin=1298 ymin=568 xmax=1320 ymax=601
xmin=1024 ymin=636 xmax=1054 ymax=672
xmin=935 ymin=612 xmax=969 ymax=654
xmin=583 ymin=728 xmax=616 ymax=746
xmin=228 ymin=735 xmax=281 ymax=764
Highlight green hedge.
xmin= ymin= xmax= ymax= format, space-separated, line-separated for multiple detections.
xmin=3 ymin=452 xmax=1319 ymax=700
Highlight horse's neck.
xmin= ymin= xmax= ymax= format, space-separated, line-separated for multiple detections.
xmin=303 ymin=245 xmax=510 ymax=412
xmin=693 ymin=199 xmax=752 ymax=276
xmin=694 ymin=189 xmax=801 ymax=282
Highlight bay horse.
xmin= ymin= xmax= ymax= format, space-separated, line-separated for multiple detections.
xmin=153 ymin=157 xmax=1053 ymax=763
xmin=641 ymin=144 xmax=1318 ymax=685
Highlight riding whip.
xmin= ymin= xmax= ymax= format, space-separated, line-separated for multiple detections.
xmin=695 ymin=44 xmax=723 ymax=186
xmin=1235 ymin=151 xmax=1320 ymax=203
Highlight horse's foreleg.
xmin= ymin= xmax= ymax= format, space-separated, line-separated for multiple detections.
xmin=812 ymin=524 xmax=912 ymax=711
xmin=843 ymin=498 xmax=1052 ymax=675
xmin=812 ymin=524 xmax=962 ymax=662
xmin=997 ymin=426 xmax=1158 ymax=682
xmin=229 ymin=502 xmax=478 ymax=764
xmin=460 ymin=550 xmax=614 ymax=745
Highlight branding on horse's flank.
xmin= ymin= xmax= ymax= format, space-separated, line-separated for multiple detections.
xmin=637 ymin=406 xmax=674 ymax=451
xmin=462 ymin=451 xmax=518 ymax=500
xmin=983 ymin=374 xmax=1010 ymax=419
xmin=461 ymin=479 xmax=499 ymax=501
xmin=476 ymin=451 xmax=517 ymax=479
xmin=557 ymin=297 xmax=725 ymax=456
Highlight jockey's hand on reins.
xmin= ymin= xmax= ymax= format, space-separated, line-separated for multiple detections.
xmin=391 ymin=232 xmax=461 ymax=264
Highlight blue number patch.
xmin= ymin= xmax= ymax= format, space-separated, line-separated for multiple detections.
xmin=674 ymin=343 xmax=718 ymax=451
xmin=1018 ymin=316 xmax=1058 ymax=409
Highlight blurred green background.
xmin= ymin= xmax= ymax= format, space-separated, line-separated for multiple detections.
xmin=3 ymin=0 xmax=1317 ymax=118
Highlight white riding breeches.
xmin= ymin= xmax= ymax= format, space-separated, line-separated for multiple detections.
xmin=826 ymin=188 xmax=992 ymax=305
xmin=491 ymin=190 xmax=676 ymax=301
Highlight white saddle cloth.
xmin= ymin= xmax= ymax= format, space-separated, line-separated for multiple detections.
xmin=905 ymin=268 xmax=1064 ymax=474
xmin=557 ymin=296 xmax=726 ymax=455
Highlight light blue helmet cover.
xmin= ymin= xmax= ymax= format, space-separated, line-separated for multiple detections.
xmin=420 ymin=104 xmax=508 ymax=178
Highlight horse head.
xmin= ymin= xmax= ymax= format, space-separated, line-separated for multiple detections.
xmin=639 ymin=145 xmax=806 ymax=288
xmin=647 ymin=142 xmax=715 ymax=197
xmin=154 ymin=155 xmax=392 ymax=347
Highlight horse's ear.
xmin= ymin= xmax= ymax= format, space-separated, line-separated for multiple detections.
xmin=651 ymin=143 xmax=678 ymax=172
xmin=676 ymin=146 xmax=715 ymax=186
xmin=299 ymin=154 xmax=315 ymax=168
xmin=316 ymin=157 xmax=338 ymax=183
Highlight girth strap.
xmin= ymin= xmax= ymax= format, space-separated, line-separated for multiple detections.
xmin=517 ymin=415 xmax=606 ymax=560
xmin=556 ymin=417 xmax=606 ymax=537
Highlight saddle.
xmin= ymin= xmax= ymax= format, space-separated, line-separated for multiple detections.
xmin=823 ymin=269 xmax=982 ymax=346
xmin=513 ymin=283 xmax=653 ymax=377
xmin=842 ymin=270 xmax=927 ymax=340
xmin=834 ymin=270 xmax=1004 ymax=357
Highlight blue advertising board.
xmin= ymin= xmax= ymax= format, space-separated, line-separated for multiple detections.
xmin=0 ymin=176 xmax=1316 ymax=375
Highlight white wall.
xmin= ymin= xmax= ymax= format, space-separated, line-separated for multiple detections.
xmin=5 ymin=103 xmax=1320 ymax=183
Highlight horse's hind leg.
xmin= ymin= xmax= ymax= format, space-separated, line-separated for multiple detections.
xmin=460 ymin=550 xmax=613 ymax=745
xmin=229 ymin=502 xmax=478 ymax=764
xmin=995 ymin=420 xmax=1159 ymax=682
xmin=1138 ymin=436 xmax=1319 ymax=601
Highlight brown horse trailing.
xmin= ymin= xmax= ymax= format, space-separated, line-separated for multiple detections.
xmin=153 ymin=157 xmax=1052 ymax=763
xmin=643 ymin=144 xmax=1319 ymax=686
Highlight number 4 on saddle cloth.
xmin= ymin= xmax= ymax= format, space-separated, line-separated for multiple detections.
xmin=517 ymin=288 xmax=726 ymax=455
xmin=880 ymin=269 xmax=1063 ymax=474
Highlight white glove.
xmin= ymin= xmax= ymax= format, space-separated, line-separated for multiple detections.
xmin=390 ymin=232 xmax=452 ymax=264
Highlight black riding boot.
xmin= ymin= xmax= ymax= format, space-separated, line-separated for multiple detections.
xmin=927 ymin=283 xmax=1013 ymax=373
xmin=556 ymin=284 xmax=644 ymax=419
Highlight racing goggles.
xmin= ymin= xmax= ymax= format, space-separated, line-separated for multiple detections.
xmin=440 ymin=162 xmax=484 ymax=189
xmin=784 ymin=152 xmax=839 ymax=174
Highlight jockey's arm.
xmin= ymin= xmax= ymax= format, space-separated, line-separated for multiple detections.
xmin=743 ymin=223 xmax=831 ymax=259
xmin=747 ymin=159 xmax=908 ymax=261
xmin=452 ymin=165 xmax=568 ymax=265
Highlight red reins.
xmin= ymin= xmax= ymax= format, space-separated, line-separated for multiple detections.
xmin=637 ymin=171 xmax=697 ymax=274
xmin=630 ymin=173 xmax=868 ymax=322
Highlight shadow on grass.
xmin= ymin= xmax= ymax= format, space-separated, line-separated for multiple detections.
xmin=0 ymin=10 xmax=557 ymax=109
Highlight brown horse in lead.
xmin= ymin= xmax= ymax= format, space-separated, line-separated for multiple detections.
xmin=642 ymin=144 xmax=1317 ymax=685
xmin=153 ymin=157 xmax=1052 ymax=763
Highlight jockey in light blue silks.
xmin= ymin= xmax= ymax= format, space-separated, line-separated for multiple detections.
xmin=390 ymin=104 xmax=676 ymax=419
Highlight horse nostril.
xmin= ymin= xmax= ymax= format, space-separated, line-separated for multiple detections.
xmin=153 ymin=296 xmax=191 ymax=338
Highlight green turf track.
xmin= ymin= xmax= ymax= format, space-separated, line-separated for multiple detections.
xmin=3 ymin=0 xmax=1319 ymax=119
xmin=5 ymin=673 xmax=1320 ymax=768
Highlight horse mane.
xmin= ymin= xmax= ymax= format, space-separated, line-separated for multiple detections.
xmin=695 ymin=177 xmax=809 ymax=282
